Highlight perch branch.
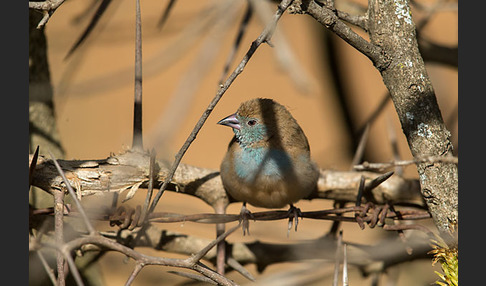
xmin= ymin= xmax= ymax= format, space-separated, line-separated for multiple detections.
xmin=29 ymin=151 xmax=425 ymax=208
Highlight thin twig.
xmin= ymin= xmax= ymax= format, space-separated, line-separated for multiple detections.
xmin=227 ymin=257 xmax=256 ymax=281
xmin=147 ymin=0 xmax=295 ymax=214
xmin=62 ymin=249 xmax=84 ymax=286
xmin=125 ymin=262 xmax=144 ymax=286
xmin=336 ymin=10 xmax=368 ymax=31
xmin=168 ymin=271 xmax=217 ymax=285
xmin=37 ymin=250 xmax=58 ymax=285
xmin=41 ymin=235 xmax=238 ymax=286
xmin=187 ymin=223 xmax=242 ymax=266
xmin=354 ymin=155 xmax=458 ymax=171
xmin=53 ymin=190 xmax=66 ymax=286
xmin=133 ymin=0 xmax=143 ymax=150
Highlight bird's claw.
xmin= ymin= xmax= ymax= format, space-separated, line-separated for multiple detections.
xmin=239 ymin=203 xmax=254 ymax=236
xmin=287 ymin=205 xmax=303 ymax=237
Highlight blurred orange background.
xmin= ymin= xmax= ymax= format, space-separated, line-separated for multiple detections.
xmin=41 ymin=0 xmax=457 ymax=285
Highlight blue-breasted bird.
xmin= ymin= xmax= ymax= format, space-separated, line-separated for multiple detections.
xmin=218 ymin=98 xmax=319 ymax=234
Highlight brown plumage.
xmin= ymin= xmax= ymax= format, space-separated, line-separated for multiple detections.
xmin=218 ymin=98 xmax=319 ymax=209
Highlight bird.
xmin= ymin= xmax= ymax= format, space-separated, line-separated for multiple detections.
xmin=217 ymin=98 xmax=319 ymax=235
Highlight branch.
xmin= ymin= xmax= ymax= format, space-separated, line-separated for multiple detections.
xmin=354 ymin=155 xmax=458 ymax=172
xmin=29 ymin=0 xmax=67 ymax=29
xmin=30 ymin=150 xmax=432 ymax=282
xmin=32 ymin=234 xmax=237 ymax=286
xmin=335 ymin=10 xmax=368 ymax=31
xmin=289 ymin=0 xmax=457 ymax=235
xmin=29 ymin=150 xmax=424 ymax=208
xmin=288 ymin=0 xmax=390 ymax=71
xmin=97 ymin=223 xmax=434 ymax=274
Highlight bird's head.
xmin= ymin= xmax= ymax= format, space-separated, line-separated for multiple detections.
xmin=218 ymin=98 xmax=291 ymax=148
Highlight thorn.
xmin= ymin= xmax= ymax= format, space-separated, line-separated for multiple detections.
xmin=29 ymin=146 xmax=40 ymax=188
xmin=227 ymin=257 xmax=255 ymax=281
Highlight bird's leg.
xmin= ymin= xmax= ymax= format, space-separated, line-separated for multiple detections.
xmin=287 ymin=204 xmax=303 ymax=237
xmin=239 ymin=202 xmax=254 ymax=236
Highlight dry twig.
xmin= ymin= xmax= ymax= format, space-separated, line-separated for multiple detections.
xmin=29 ymin=0 xmax=67 ymax=29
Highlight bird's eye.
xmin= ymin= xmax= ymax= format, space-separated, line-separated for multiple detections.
xmin=247 ymin=120 xmax=257 ymax=126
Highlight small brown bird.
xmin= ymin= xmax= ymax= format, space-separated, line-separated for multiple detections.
xmin=218 ymin=98 xmax=319 ymax=234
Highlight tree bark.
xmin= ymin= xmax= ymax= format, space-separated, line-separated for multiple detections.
xmin=367 ymin=0 xmax=457 ymax=235
xmin=288 ymin=0 xmax=457 ymax=235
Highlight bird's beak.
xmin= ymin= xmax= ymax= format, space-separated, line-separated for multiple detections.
xmin=217 ymin=113 xmax=241 ymax=130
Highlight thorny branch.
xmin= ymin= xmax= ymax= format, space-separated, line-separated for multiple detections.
xmin=30 ymin=153 xmax=241 ymax=286
xmin=30 ymin=148 xmax=434 ymax=283
xmin=29 ymin=151 xmax=426 ymax=208
xmin=31 ymin=234 xmax=239 ymax=286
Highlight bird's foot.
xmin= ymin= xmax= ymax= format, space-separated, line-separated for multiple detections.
xmin=287 ymin=205 xmax=303 ymax=237
xmin=239 ymin=203 xmax=254 ymax=236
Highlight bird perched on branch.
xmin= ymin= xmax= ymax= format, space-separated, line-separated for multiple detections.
xmin=218 ymin=98 xmax=319 ymax=235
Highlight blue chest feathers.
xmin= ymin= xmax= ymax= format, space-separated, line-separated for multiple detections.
xmin=234 ymin=147 xmax=293 ymax=182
